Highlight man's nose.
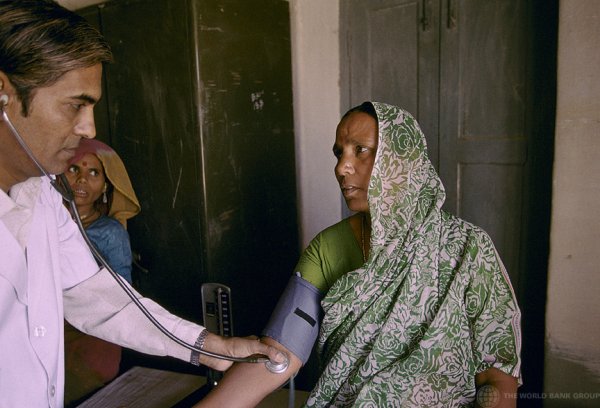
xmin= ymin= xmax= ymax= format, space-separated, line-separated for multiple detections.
xmin=75 ymin=108 xmax=96 ymax=140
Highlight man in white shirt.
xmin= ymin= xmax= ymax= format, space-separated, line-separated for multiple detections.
xmin=0 ymin=1 xmax=281 ymax=406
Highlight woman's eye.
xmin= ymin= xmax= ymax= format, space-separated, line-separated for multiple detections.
xmin=68 ymin=165 xmax=77 ymax=173
xmin=356 ymin=145 xmax=368 ymax=154
xmin=90 ymin=169 xmax=99 ymax=177
xmin=332 ymin=148 xmax=342 ymax=159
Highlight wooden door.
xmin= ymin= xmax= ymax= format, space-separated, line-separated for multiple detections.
xmin=341 ymin=0 xmax=441 ymax=166
xmin=439 ymin=0 xmax=529 ymax=285
xmin=342 ymin=0 xmax=529 ymax=292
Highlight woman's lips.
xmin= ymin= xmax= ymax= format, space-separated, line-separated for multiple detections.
xmin=72 ymin=188 xmax=89 ymax=198
xmin=341 ymin=185 xmax=360 ymax=197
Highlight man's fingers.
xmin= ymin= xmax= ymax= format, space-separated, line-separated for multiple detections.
xmin=257 ymin=344 xmax=287 ymax=364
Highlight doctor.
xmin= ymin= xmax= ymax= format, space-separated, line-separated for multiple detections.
xmin=0 ymin=1 xmax=282 ymax=407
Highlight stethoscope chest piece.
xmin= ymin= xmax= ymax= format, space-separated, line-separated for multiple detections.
xmin=265 ymin=355 xmax=289 ymax=374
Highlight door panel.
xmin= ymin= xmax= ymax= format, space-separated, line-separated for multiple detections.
xmin=99 ymin=0 xmax=205 ymax=323
xmin=440 ymin=0 xmax=528 ymax=286
xmin=86 ymin=0 xmax=298 ymax=338
xmin=459 ymin=163 xmax=523 ymax=280
xmin=370 ymin=3 xmax=419 ymax=113
xmin=460 ymin=1 xmax=527 ymax=138
xmin=341 ymin=0 xmax=440 ymax=166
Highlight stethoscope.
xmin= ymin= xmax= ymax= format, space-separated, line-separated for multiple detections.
xmin=0 ymin=94 xmax=288 ymax=374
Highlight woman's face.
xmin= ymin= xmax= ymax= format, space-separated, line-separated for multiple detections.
xmin=333 ymin=111 xmax=378 ymax=213
xmin=65 ymin=153 xmax=106 ymax=209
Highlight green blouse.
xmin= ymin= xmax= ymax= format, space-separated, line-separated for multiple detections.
xmin=294 ymin=218 xmax=363 ymax=293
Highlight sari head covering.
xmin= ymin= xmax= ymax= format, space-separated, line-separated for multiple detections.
xmin=305 ymin=103 xmax=521 ymax=407
xmin=68 ymin=139 xmax=140 ymax=228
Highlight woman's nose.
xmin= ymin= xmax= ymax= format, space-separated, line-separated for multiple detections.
xmin=335 ymin=157 xmax=355 ymax=177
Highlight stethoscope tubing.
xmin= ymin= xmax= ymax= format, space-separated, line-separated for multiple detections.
xmin=61 ymin=180 xmax=268 ymax=364
xmin=1 ymin=104 xmax=268 ymax=365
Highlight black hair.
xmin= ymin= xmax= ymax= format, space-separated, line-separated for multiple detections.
xmin=342 ymin=101 xmax=378 ymax=122
xmin=0 ymin=0 xmax=112 ymax=115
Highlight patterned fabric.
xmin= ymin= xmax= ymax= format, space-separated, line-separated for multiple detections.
xmin=305 ymin=103 xmax=521 ymax=407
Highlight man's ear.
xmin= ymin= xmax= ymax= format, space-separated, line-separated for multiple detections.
xmin=0 ymin=71 xmax=8 ymax=91
xmin=0 ymin=72 xmax=8 ymax=108
xmin=0 ymin=71 xmax=26 ymax=116
xmin=0 ymin=71 xmax=15 ymax=107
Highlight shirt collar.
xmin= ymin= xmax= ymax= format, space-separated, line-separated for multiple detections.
xmin=0 ymin=177 xmax=42 ymax=218
xmin=0 ymin=187 xmax=17 ymax=218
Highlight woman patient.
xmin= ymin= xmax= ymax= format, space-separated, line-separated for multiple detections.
xmin=197 ymin=102 xmax=521 ymax=407
xmin=62 ymin=138 xmax=141 ymax=405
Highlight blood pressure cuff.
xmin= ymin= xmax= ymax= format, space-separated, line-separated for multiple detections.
xmin=261 ymin=274 xmax=323 ymax=365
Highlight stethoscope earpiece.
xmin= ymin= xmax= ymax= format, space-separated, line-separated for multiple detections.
xmin=0 ymin=94 xmax=8 ymax=107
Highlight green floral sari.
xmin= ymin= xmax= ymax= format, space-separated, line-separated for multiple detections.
xmin=305 ymin=103 xmax=521 ymax=407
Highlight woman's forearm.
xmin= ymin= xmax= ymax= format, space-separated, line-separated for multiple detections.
xmin=195 ymin=337 xmax=302 ymax=408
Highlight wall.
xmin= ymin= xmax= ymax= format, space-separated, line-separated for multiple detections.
xmin=544 ymin=1 xmax=600 ymax=406
xmin=289 ymin=0 xmax=341 ymax=248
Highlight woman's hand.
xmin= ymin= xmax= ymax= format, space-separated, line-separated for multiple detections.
xmin=475 ymin=367 xmax=518 ymax=408
xmin=198 ymin=333 xmax=286 ymax=372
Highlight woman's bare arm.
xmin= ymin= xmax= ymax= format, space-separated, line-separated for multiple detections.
xmin=194 ymin=337 xmax=303 ymax=408
xmin=475 ymin=367 xmax=518 ymax=408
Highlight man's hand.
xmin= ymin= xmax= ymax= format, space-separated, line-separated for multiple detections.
xmin=198 ymin=333 xmax=286 ymax=372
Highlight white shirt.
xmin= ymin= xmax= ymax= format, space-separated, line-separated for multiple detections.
xmin=0 ymin=176 xmax=38 ymax=248
xmin=0 ymin=177 xmax=203 ymax=407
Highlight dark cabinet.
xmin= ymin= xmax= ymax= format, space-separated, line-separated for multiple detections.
xmin=81 ymin=0 xmax=298 ymax=338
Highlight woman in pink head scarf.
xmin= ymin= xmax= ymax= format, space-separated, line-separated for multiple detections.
xmin=62 ymin=139 xmax=140 ymax=406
